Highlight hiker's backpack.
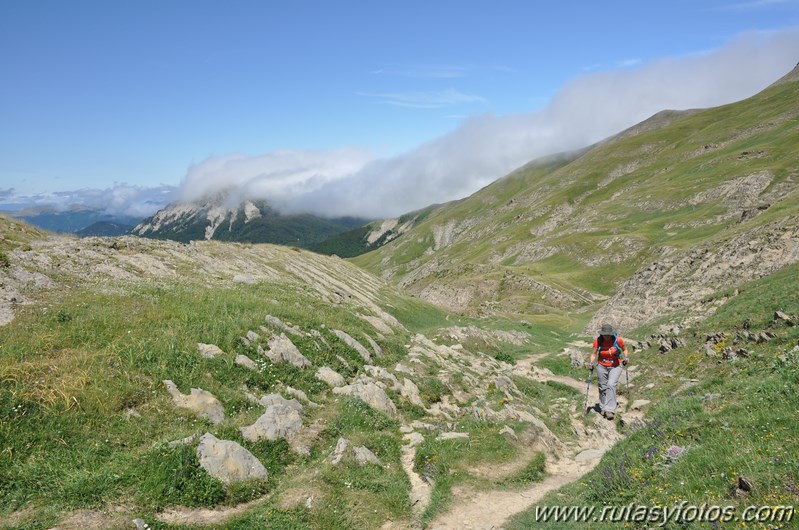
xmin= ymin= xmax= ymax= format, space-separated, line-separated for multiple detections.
xmin=596 ymin=334 xmax=623 ymax=361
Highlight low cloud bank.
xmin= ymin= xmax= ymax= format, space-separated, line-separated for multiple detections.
xmin=2 ymin=185 xmax=176 ymax=219
xmin=176 ymin=29 xmax=799 ymax=219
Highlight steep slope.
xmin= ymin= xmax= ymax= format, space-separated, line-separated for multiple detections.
xmin=134 ymin=195 xmax=367 ymax=247
xmin=353 ymin=64 xmax=799 ymax=332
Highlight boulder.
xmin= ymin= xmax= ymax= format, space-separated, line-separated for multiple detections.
xmin=332 ymin=382 xmax=398 ymax=417
xmin=240 ymin=404 xmax=303 ymax=442
xmin=315 ymin=366 xmax=346 ymax=388
xmin=163 ymin=380 xmax=225 ymax=424
xmin=630 ymin=399 xmax=651 ymax=411
xmin=196 ymin=432 xmax=267 ymax=484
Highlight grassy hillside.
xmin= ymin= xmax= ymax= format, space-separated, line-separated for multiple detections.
xmin=352 ymin=68 xmax=799 ymax=331
xmin=0 ymin=220 xmax=587 ymax=529
xmin=508 ymin=263 xmax=799 ymax=529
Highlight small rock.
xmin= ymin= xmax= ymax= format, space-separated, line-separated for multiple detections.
xmin=327 ymin=437 xmax=349 ymax=465
xmin=630 ymin=399 xmax=651 ymax=411
xmin=240 ymin=404 xmax=304 ymax=442
xmin=702 ymin=393 xmax=721 ymax=401
xmin=132 ymin=518 xmax=147 ymax=530
xmin=246 ymin=330 xmax=260 ymax=343
xmin=196 ymin=432 xmax=267 ymax=484
xmin=738 ymin=475 xmax=754 ymax=492
xmin=315 ymin=366 xmax=346 ymax=387
xmin=197 ymin=343 xmax=225 ymax=359
xmin=332 ymin=382 xmax=398 ymax=417
xmin=775 ymin=311 xmax=795 ymax=326
xmin=262 ymin=334 xmax=311 ymax=369
xmin=436 ymin=432 xmax=469 ymax=441
xmin=644 ymin=383 xmax=655 ymax=390
xmin=404 ymin=432 xmax=424 ymax=447
xmin=499 ymin=425 xmax=517 ymax=439
xmin=332 ymin=329 xmax=372 ymax=362
xmin=232 ymin=274 xmax=256 ymax=284
xmin=353 ymin=445 xmax=381 ymax=465
xmin=235 ymin=354 xmax=259 ymax=371
xmin=257 ymin=394 xmax=304 ymax=414
xmin=163 ymin=380 xmax=225 ymax=424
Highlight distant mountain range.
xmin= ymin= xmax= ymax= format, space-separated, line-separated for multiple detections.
xmin=132 ymin=196 xmax=370 ymax=249
xmin=1 ymin=205 xmax=141 ymax=236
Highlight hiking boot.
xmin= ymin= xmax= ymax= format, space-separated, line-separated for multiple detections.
xmin=605 ymin=412 xmax=615 ymax=420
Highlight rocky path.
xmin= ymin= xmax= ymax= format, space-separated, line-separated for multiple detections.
xmin=428 ymin=363 xmax=644 ymax=530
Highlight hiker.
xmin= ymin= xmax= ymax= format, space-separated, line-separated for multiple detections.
xmin=587 ymin=323 xmax=629 ymax=420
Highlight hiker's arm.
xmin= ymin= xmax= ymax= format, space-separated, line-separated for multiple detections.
xmin=588 ymin=348 xmax=598 ymax=369
xmin=622 ymin=344 xmax=630 ymax=364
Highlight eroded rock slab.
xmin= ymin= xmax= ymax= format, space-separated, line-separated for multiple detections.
xmin=196 ymin=432 xmax=267 ymax=484
xmin=315 ymin=366 xmax=346 ymax=387
xmin=260 ymin=333 xmax=311 ymax=369
xmin=163 ymin=380 xmax=225 ymax=424
xmin=332 ymin=382 xmax=398 ymax=417
xmin=240 ymin=404 xmax=303 ymax=442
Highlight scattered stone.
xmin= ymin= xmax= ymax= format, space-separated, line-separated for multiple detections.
xmin=395 ymin=363 xmax=415 ymax=375
xmin=327 ymin=437 xmax=349 ymax=465
xmin=315 ymin=366 xmax=346 ymax=387
xmin=232 ymin=274 xmax=256 ymax=284
xmin=363 ymin=334 xmax=383 ymax=357
xmin=332 ymin=329 xmax=372 ymax=361
xmin=196 ymin=432 xmax=267 ymax=484
xmin=132 ymin=518 xmax=147 ymax=530
xmin=499 ymin=425 xmax=517 ymax=439
xmin=353 ymin=445 xmax=381 ymax=465
xmin=336 ymin=355 xmax=351 ymax=370
xmin=240 ymin=404 xmax=303 ymax=442
xmin=404 ymin=432 xmax=424 ymax=447
xmin=235 ymin=354 xmax=259 ymax=371
xmin=410 ymin=420 xmax=436 ymax=431
xmin=260 ymin=333 xmax=311 ymax=368
xmin=246 ymin=330 xmax=260 ymax=343
xmin=702 ymin=393 xmax=721 ymax=401
xmin=738 ymin=475 xmax=755 ymax=493
xmin=163 ymin=380 xmax=225 ymax=424
xmin=630 ymin=399 xmax=651 ymax=411
xmin=256 ymin=394 xmax=304 ymax=414
xmin=436 ymin=432 xmax=469 ymax=441
xmin=197 ymin=343 xmax=225 ymax=359
xmin=168 ymin=433 xmax=200 ymax=448
xmin=285 ymin=386 xmax=318 ymax=407
xmin=265 ymin=315 xmax=304 ymax=336
xmin=332 ymin=382 xmax=398 ymax=417
xmin=124 ymin=408 xmax=142 ymax=419
xmin=400 ymin=378 xmax=424 ymax=407
xmin=774 ymin=311 xmax=796 ymax=326
xmin=757 ymin=331 xmax=776 ymax=344
xmin=644 ymin=383 xmax=656 ymax=390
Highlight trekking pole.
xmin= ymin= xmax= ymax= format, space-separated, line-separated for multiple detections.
xmin=625 ymin=365 xmax=630 ymax=400
xmin=584 ymin=370 xmax=592 ymax=413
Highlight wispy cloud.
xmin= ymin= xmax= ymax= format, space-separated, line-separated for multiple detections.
xmin=356 ymin=89 xmax=487 ymax=109
xmin=712 ymin=0 xmax=797 ymax=10
xmin=369 ymin=64 xmax=470 ymax=79
xmin=617 ymin=58 xmax=642 ymax=67
xmin=0 ymin=188 xmax=15 ymax=201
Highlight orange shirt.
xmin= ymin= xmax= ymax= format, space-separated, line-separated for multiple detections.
xmin=594 ymin=336 xmax=626 ymax=367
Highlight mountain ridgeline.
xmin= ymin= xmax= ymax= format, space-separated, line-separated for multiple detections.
xmin=133 ymin=197 xmax=369 ymax=248
xmin=353 ymin=63 xmax=799 ymax=333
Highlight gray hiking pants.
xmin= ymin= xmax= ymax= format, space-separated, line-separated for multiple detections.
xmin=596 ymin=363 xmax=622 ymax=413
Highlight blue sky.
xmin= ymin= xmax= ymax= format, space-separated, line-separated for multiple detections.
xmin=1 ymin=1 xmax=798 ymax=217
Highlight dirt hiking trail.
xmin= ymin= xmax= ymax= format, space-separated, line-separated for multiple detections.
xmin=428 ymin=359 xmax=644 ymax=530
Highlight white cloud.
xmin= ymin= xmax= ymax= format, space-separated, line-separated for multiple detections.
xmin=177 ymin=28 xmax=799 ymax=219
xmin=3 ymin=185 xmax=176 ymax=218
